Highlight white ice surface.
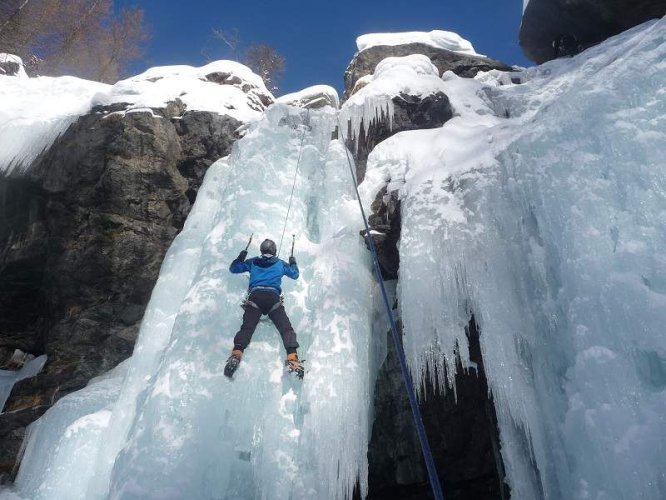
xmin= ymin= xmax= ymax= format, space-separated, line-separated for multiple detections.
xmin=361 ymin=18 xmax=666 ymax=500
xmin=8 ymin=103 xmax=380 ymax=500
xmin=357 ymin=30 xmax=481 ymax=57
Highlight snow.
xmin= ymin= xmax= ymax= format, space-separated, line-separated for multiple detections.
xmin=0 ymin=60 xmax=272 ymax=176
xmin=357 ymin=30 xmax=481 ymax=57
xmin=0 ymin=54 xmax=27 ymax=77
xmin=276 ymin=85 xmax=339 ymax=109
xmin=340 ymin=54 xmax=447 ymax=144
xmin=0 ymin=355 xmax=47 ymax=411
xmin=96 ymin=60 xmax=273 ymax=122
xmin=361 ymin=18 xmax=666 ymax=500
xmin=0 ymin=75 xmax=109 ymax=175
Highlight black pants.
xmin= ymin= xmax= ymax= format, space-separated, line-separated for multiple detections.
xmin=233 ymin=290 xmax=299 ymax=354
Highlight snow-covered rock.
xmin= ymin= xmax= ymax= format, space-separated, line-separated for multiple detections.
xmin=357 ymin=30 xmax=481 ymax=57
xmin=341 ymin=55 xmax=446 ymax=140
xmin=344 ymin=32 xmax=512 ymax=101
xmin=276 ymin=85 xmax=339 ymax=109
xmin=340 ymin=55 xmax=453 ymax=181
xmin=0 ymin=54 xmax=27 ymax=78
xmin=0 ymin=60 xmax=273 ymax=176
xmin=97 ymin=60 xmax=273 ymax=123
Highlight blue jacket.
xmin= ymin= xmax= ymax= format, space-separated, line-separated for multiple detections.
xmin=229 ymin=255 xmax=299 ymax=294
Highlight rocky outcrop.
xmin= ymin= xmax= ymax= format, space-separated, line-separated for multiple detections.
xmin=346 ymin=91 xmax=453 ymax=183
xmin=367 ymin=319 xmax=509 ymax=500
xmin=0 ymin=103 xmax=243 ymax=477
xmin=344 ymin=44 xmax=511 ymax=102
xmin=0 ymin=54 xmax=25 ymax=77
xmin=520 ymin=0 xmax=666 ymax=63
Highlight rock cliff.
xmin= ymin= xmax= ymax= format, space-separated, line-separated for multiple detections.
xmin=520 ymin=0 xmax=666 ymax=63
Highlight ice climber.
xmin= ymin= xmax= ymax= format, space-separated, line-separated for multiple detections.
xmin=224 ymin=238 xmax=304 ymax=379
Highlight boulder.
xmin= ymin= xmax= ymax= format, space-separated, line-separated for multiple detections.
xmin=520 ymin=0 xmax=666 ymax=63
xmin=0 ymin=54 xmax=26 ymax=77
xmin=276 ymin=85 xmax=339 ymax=109
xmin=343 ymin=44 xmax=511 ymax=101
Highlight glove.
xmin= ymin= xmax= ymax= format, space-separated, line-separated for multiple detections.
xmin=289 ymin=256 xmax=296 ymax=266
xmin=237 ymin=250 xmax=248 ymax=262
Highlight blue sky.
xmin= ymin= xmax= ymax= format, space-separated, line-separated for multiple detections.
xmin=119 ymin=0 xmax=531 ymax=95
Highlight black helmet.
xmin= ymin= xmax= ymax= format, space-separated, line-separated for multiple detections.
xmin=260 ymin=239 xmax=277 ymax=256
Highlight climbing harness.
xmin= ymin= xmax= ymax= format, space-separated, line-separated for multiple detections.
xmin=242 ymin=288 xmax=284 ymax=310
xmin=278 ymin=109 xmax=310 ymax=257
xmin=336 ymin=116 xmax=446 ymax=500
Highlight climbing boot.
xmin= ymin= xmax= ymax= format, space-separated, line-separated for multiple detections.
xmin=285 ymin=352 xmax=305 ymax=379
xmin=224 ymin=349 xmax=243 ymax=378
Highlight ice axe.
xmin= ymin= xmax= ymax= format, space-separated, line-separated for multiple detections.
xmin=245 ymin=233 xmax=254 ymax=252
xmin=290 ymin=234 xmax=295 ymax=258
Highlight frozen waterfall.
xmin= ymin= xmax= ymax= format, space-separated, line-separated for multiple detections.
xmin=8 ymin=103 xmax=381 ymax=500
xmin=2 ymin=18 xmax=665 ymax=500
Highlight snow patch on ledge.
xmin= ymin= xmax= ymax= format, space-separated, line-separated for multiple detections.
xmin=356 ymin=30 xmax=482 ymax=57
xmin=0 ymin=53 xmax=27 ymax=77
xmin=339 ymin=54 xmax=446 ymax=144
xmin=96 ymin=60 xmax=273 ymax=123
xmin=276 ymin=85 xmax=339 ymax=109
xmin=0 ymin=60 xmax=272 ymax=176
xmin=0 ymin=75 xmax=109 ymax=176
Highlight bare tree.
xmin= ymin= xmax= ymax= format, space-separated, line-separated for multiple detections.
xmin=0 ymin=0 xmax=149 ymax=83
xmin=211 ymin=27 xmax=241 ymax=60
xmin=244 ymin=43 xmax=285 ymax=94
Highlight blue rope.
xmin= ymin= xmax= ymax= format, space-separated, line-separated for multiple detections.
xmin=337 ymin=118 xmax=445 ymax=500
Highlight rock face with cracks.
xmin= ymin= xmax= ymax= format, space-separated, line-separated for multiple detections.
xmin=0 ymin=104 xmax=242 ymax=479
xmin=520 ymin=0 xmax=666 ymax=63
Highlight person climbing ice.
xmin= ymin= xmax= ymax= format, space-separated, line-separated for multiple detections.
xmin=224 ymin=236 xmax=304 ymax=379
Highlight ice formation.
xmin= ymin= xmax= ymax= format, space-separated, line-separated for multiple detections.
xmin=7 ymin=99 xmax=382 ymax=500
xmin=2 ymin=18 xmax=665 ymax=500
xmin=356 ymin=30 xmax=481 ymax=57
xmin=339 ymin=54 xmax=447 ymax=144
xmin=361 ymin=19 xmax=666 ymax=500
xmin=0 ymin=355 xmax=47 ymax=411
xmin=0 ymin=60 xmax=272 ymax=175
